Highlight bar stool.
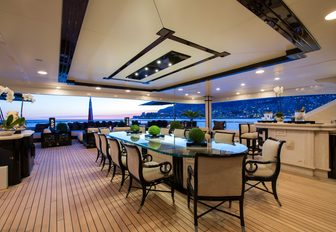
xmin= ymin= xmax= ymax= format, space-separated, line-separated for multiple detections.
xmin=239 ymin=124 xmax=260 ymax=158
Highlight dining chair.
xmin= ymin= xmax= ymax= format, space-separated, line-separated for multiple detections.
xmin=112 ymin=126 xmax=131 ymax=132
xmin=93 ymin=132 xmax=102 ymax=163
xmin=214 ymin=131 xmax=235 ymax=144
xmin=174 ymin=128 xmax=186 ymax=138
xmin=99 ymin=127 xmax=111 ymax=135
xmin=160 ymin=127 xmax=170 ymax=135
xmin=108 ymin=137 xmax=128 ymax=191
xmin=98 ymin=134 xmax=112 ymax=175
xmin=245 ymin=137 xmax=285 ymax=206
xmin=123 ymin=143 xmax=175 ymax=213
xmin=187 ymin=153 xmax=247 ymax=232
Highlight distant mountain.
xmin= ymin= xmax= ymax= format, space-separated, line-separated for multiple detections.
xmin=134 ymin=94 xmax=336 ymax=119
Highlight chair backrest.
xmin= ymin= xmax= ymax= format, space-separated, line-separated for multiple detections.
xmin=93 ymin=132 xmax=101 ymax=150
xmin=98 ymin=134 xmax=109 ymax=157
xmin=87 ymin=127 xmax=99 ymax=133
xmin=261 ymin=138 xmax=285 ymax=175
xmin=198 ymin=127 xmax=209 ymax=134
xmin=213 ymin=121 xmax=226 ymax=130
xmin=113 ymin=126 xmax=131 ymax=132
xmin=139 ymin=126 xmax=146 ymax=133
xmin=99 ymin=127 xmax=111 ymax=135
xmin=174 ymin=129 xmax=186 ymax=138
xmin=194 ymin=153 xmax=246 ymax=197
xmin=249 ymin=124 xmax=257 ymax=133
xmin=214 ymin=131 xmax=235 ymax=144
xmin=124 ymin=143 xmax=142 ymax=181
xmin=108 ymin=138 xmax=122 ymax=167
xmin=239 ymin=124 xmax=249 ymax=134
xmin=160 ymin=128 xmax=170 ymax=135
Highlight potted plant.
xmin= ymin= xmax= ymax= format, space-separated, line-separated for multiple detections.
xmin=130 ymin=124 xmax=140 ymax=133
xmin=169 ymin=121 xmax=183 ymax=133
xmin=148 ymin=125 xmax=161 ymax=137
xmin=274 ymin=112 xmax=285 ymax=122
xmin=0 ymin=113 xmax=25 ymax=136
xmin=187 ymin=128 xmax=206 ymax=146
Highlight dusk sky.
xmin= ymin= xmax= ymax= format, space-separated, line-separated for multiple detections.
xmin=1 ymin=94 xmax=170 ymax=120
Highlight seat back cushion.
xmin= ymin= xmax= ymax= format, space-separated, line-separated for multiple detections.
xmin=174 ymin=129 xmax=185 ymax=138
xmin=99 ymin=127 xmax=111 ymax=135
xmin=125 ymin=144 xmax=141 ymax=180
xmin=262 ymin=139 xmax=280 ymax=173
xmin=214 ymin=132 xmax=234 ymax=144
xmin=93 ymin=133 xmax=100 ymax=150
xmin=240 ymin=124 xmax=249 ymax=134
xmin=197 ymin=155 xmax=244 ymax=197
xmin=160 ymin=128 xmax=170 ymax=135
xmin=108 ymin=138 xmax=121 ymax=167
xmin=99 ymin=134 xmax=108 ymax=156
xmin=112 ymin=127 xmax=131 ymax=132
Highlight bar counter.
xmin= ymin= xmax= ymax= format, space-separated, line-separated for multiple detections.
xmin=255 ymin=123 xmax=336 ymax=178
xmin=0 ymin=130 xmax=35 ymax=186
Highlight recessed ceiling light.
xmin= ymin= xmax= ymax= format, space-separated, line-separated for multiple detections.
xmin=197 ymin=91 xmax=201 ymax=94
xmin=241 ymin=83 xmax=245 ymax=86
xmin=255 ymin=69 xmax=264 ymax=74
xmin=216 ymin=88 xmax=220 ymax=91
xmin=185 ymin=93 xmax=189 ymax=96
xmin=87 ymin=93 xmax=91 ymax=96
xmin=274 ymin=77 xmax=280 ymax=81
xmin=145 ymin=67 xmax=148 ymax=71
xmin=135 ymin=72 xmax=139 ymax=76
xmin=168 ymin=63 xmax=172 ymax=66
xmin=125 ymin=90 xmax=131 ymax=93
xmin=155 ymin=69 xmax=159 ymax=72
xmin=236 ymin=92 xmax=240 ymax=95
xmin=157 ymin=60 xmax=161 ymax=64
xmin=56 ymin=86 xmax=61 ymax=89
xmin=192 ymin=97 xmax=195 ymax=100
xmin=146 ymin=93 xmax=150 ymax=96
xmin=95 ymin=87 xmax=101 ymax=90
xmin=145 ymin=74 xmax=148 ymax=77
xmin=260 ymin=89 xmax=265 ymax=92
xmin=37 ymin=70 xmax=48 ymax=75
xmin=178 ymin=88 xmax=183 ymax=91
xmin=325 ymin=11 xmax=336 ymax=21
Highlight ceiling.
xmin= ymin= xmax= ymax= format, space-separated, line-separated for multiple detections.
xmin=0 ymin=0 xmax=335 ymax=103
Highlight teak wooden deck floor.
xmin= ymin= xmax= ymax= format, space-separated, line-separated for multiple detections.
xmin=1 ymin=142 xmax=336 ymax=232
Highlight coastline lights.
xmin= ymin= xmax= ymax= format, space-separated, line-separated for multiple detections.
xmin=325 ymin=11 xmax=336 ymax=21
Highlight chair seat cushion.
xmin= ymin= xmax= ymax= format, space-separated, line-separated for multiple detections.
xmin=247 ymin=164 xmax=274 ymax=177
xmin=143 ymin=166 xmax=169 ymax=182
xmin=241 ymin=132 xmax=258 ymax=139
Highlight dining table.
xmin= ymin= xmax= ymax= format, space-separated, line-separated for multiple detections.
xmin=108 ymin=131 xmax=248 ymax=192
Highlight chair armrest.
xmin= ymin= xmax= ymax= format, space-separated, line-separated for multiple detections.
xmin=142 ymin=154 xmax=153 ymax=162
xmin=144 ymin=161 xmax=172 ymax=174
xmin=245 ymin=160 xmax=275 ymax=174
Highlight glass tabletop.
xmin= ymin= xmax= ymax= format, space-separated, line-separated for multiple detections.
xmin=108 ymin=131 xmax=248 ymax=158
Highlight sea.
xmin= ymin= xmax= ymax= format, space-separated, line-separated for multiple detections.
xmin=25 ymin=118 xmax=258 ymax=131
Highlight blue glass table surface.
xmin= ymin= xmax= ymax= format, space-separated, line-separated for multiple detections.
xmin=108 ymin=132 xmax=248 ymax=158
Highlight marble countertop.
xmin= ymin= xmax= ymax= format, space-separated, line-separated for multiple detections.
xmin=255 ymin=122 xmax=336 ymax=131
xmin=0 ymin=130 xmax=35 ymax=141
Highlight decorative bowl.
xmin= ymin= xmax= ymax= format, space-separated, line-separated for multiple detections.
xmin=0 ymin=129 xmax=16 ymax=136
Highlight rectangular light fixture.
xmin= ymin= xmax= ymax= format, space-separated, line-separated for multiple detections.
xmin=126 ymin=51 xmax=190 ymax=80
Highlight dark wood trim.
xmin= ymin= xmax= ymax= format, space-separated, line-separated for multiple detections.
xmin=58 ymin=0 xmax=89 ymax=83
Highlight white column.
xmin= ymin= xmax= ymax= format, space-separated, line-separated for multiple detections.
xmin=205 ymin=96 xmax=212 ymax=132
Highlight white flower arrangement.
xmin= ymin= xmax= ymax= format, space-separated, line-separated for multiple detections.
xmin=0 ymin=85 xmax=15 ymax=102
xmin=22 ymin=93 xmax=36 ymax=102
xmin=273 ymin=86 xmax=284 ymax=97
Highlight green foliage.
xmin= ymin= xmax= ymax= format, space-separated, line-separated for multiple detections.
xmin=130 ymin=124 xmax=140 ymax=132
xmin=170 ymin=121 xmax=183 ymax=130
xmin=56 ymin=123 xmax=69 ymax=133
xmin=2 ymin=115 xmax=25 ymax=130
xmin=148 ymin=140 xmax=161 ymax=149
xmin=188 ymin=128 xmax=205 ymax=144
xmin=148 ymin=125 xmax=161 ymax=136
xmin=130 ymin=134 xmax=140 ymax=142
xmin=181 ymin=110 xmax=204 ymax=121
